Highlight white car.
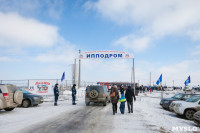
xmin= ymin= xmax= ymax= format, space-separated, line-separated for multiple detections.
xmin=173 ymin=95 xmax=200 ymax=120
xmin=166 ymin=87 xmax=174 ymax=91
xmin=183 ymin=86 xmax=193 ymax=91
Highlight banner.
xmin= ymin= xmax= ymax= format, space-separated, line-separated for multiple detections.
xmin=79 ymin=50 xmax=134 ymax=59
xmin=28 ymin=80 xmax=57 ymax=95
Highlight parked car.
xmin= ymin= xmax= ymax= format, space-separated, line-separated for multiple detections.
xmin=183 ymin=86 xmax=193 ymax=91
xmin=19 ymin=89 xmax=43 ymax=108
xmin=0 ymin=84 xmax=23 ymax=111
xmin=166 ymin=87 xmax=174 ymax=91
xmin=160 ymin=93 xmax=197 ymax=110
xmin=85 ymin=85 xmax=110 ymax=106
xmin=193 ymin=111 xmax=200 ymax=126
xmin=173 ymin=95 xmax=200 ymax=120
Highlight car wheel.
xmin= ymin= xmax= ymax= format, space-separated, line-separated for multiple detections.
xmin=22 ymin=99 xmax=30 ymax=108
xmin=103 ymin=101 xmax=107 ymax=106
xmin=185 ymin=109 xmax=196 ymax=120
xmin=4 ymin=108 xmax=15 ymax=111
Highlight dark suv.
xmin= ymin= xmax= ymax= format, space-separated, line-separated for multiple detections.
xmin=85 ymin=85 xmax=110 ymax=106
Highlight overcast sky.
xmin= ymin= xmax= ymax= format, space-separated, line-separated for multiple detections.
xmin=0 ymin=0 xmax=200 ymax=87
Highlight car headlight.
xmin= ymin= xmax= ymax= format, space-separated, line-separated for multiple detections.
xmin=176 ymin=103 xmax=182 ymax=107
xmin=33 ymin=97 xmax=39 ymax=100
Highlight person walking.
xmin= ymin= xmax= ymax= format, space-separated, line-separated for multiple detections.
xmin=119 ymin=93 xmax=126 ymax=114
xmin=110 ymin=86 xmax=119 ymax=115
xmin=72 ymin=84 xmax=77 ymax=105
xmin=125 ymin=86 xmax=136 ymax=113
xmin=120 ymin=85 xmax=124 ymax=95
xmin=54 ymin=83 xmax=59 ymax=106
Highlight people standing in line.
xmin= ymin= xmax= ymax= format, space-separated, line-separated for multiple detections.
xmin=120 ymin=84 xmax=124 ymax=95
xmin=139 ymin=85 xmax=142 ymax=93
xmin=141 ymin=85 xmax=144 ymax=93
xmin=125 ymin=86 xmax=136 ymax=113
xmin=119 ymin=93 xmax=126 ymax=114
xmin=72 ymin=84 xmax=77 ymax=105
xmin=54 ymin=83 xmax=59 ymax=106
xmin=110 ymin=86 xmax=119 ymax=115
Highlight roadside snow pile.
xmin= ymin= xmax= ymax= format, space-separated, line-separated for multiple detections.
xmin=63 ymin=90 xmax=72 ymax=95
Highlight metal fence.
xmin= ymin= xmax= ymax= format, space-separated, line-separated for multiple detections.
xmin=0 ymin=79 xmax=97 ymax=95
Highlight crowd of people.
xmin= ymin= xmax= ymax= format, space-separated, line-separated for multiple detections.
xmin=53 ymin=83 xmax=136 ymax=115
xmin=110 ymin=85 xmax=136 ymax=115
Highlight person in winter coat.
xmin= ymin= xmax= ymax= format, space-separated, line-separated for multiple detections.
xmin=119 ymin=93 xmax=126 ymax=114
xmin=72 ymin=84 xmax=77 ymax=105
xmin=125 ymin=86 xmax=136 ymax=113
xmin=110 ymin=86 xmax=119 ymax=115
xmin=120 ymin=85 xmax=124 ymax=95
xmin=54 ymin=83 xmax=59 ymax=106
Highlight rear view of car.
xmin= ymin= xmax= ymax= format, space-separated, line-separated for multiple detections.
xmin=0 ymin=84 xmax=23 ymax=111
xmin=85 ymin=85 xmax=110 ymax=106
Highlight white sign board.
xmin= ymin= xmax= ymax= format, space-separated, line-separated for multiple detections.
xmin=28 ymin=80 xmax=57 ymax=95
xmin=79 ymin=50 xmax=134 ymax=59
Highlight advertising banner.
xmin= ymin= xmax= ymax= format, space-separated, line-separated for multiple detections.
xmin=28 ymin=80 xmax=57 ymax=95
xmin=79 ymin=50 xmax=134 ymax=59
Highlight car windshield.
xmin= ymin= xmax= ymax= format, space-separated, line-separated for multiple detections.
xmin=186 ymin=96 xmax=200 ymax=102
xmin=172 ymin=93 xmax=184 ymax=99
xmin=19 ymin=89 xmax=30 ymax=94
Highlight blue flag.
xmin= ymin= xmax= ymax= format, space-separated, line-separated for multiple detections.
xmin=184 ymin=75 xmax=191 ymax=87
xmin=156 ymin=74 xmax=162 ymax=85
xmin=61 ymin=72 xmax=65 ymax=82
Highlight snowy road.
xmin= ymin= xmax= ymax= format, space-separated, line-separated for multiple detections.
xmin=21 ymin=103 xmax=114 ymax=133
xmin=20 ymin=102 xmax=154 ymax=133
xmin=1 ymin=91 xmax=200 ymax=133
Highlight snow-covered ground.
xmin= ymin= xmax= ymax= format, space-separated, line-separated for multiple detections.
xmin=0 ymin=90 xmax=199 ymax=133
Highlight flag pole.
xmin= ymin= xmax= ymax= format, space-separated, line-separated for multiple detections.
xmin=160 ymin=74 xmax=163 ymax=99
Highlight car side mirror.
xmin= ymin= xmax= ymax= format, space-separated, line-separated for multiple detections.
xmin=198 ymin=101 xmax=200 ymax=104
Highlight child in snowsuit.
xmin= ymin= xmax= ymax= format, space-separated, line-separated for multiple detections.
xmin=119 ymin=93 xmax=126 ymax=114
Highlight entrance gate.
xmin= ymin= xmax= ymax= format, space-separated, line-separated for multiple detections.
xmin=74 ymin=50 xmax=135 ymax=92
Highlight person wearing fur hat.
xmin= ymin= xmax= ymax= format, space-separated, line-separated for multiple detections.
xmin=54 ymin=83 xmax=59 ymax=106
xmin=72 ymin=84 xmax=77 ymax=105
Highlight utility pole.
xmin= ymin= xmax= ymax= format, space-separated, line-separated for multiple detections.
xmin=173 ymin=80 xmax=174 ymax=87
xmin=73 ymin=58 xmax=76 ymax=85
xmin=78 ymin=50 xmax=81 ymax=89
xmin=132 ymin=58 xmax=135 ymax=94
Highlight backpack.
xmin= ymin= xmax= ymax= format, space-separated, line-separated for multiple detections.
xmin=110 ymin=91 xmax=115 ymax=98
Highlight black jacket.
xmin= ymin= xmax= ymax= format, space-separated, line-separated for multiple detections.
xmin=120 ymin=87 xmax=124 ymax=94
xmin=72 ymin=86 xmax=76 ymax=96
xmin=54 ymin=86 xmax=59 ymax=96
xmin=125 ymin=88 xmax=136 ymax=102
